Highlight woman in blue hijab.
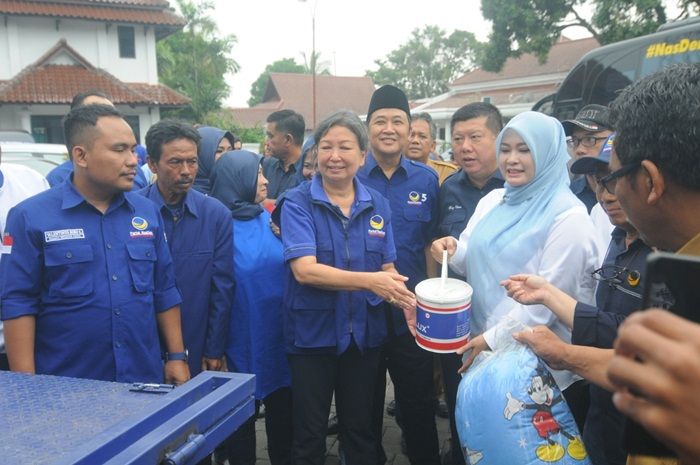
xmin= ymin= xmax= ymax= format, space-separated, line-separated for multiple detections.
xmin=193 ymin=126 xmax=234 ymax=195
xmin=432 ymin=111 xmax=600 ymax=422
xmin=210 ymin=150 xmax=292 ymax=465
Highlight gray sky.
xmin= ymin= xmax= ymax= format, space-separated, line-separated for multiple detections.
xmin=212 ymin=0 xmax=678 ymax=107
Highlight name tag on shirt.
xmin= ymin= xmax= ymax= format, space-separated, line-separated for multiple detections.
xmin=45 ymin=229 xmax=85 ymax=243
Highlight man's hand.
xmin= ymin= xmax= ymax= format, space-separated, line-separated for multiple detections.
xmin=456 ymin=334 xmax=489 ymax=373
xmin=501 ymin=274 xmax=551 ymax=306
xmin=164 ymin=360 xmax=190 ymax=386
xmin=608 ymin=309 xmax=700 ymax=463
xmin=202 ymin=357 xmax=223 ymax=372
xmin=513 ymin=325 xmax=570 ymax=371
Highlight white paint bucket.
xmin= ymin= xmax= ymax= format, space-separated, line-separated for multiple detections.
xmin=414 ymin=277 xmax=473 ymax=353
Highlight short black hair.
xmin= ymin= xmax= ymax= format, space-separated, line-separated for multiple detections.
xmin=70 ymin=90 xmax=112 ymax=109
xmin=267 ymin=109 xmax=305 ymax=146
xmin=411 ymin=112 xmax=437 ymax=140
xmin=450 ymin=102 xmax=503 ymax=136
xmin=610 ymin=63 xmax=700 ymax=189
xmin=145 ymin=119 xmax=201 ymax=163
xmin=63 ymin=104 xmax=123 ymax=153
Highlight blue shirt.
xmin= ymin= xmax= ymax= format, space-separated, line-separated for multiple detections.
xmin=0 ymin=180 xmax=181 ymax=383
xmin=438 ymin=170 xmax=504 ymax=239
xmin=357 ymin=154 xmax=439 ymax=335
xmin=139 ymin=185 xmax=234 ymax=376
xmin=279 ymin=176 xmax=396 ymax=355
xmin=227 ymin=211 xmax=290 ymax=399
xmin=262 ymin=156 xmax=302 ymax=199
xmin=47 ymin=160 xmax=149 ymax=190
xmin=571 ymin=227 xmax=651 ymax=465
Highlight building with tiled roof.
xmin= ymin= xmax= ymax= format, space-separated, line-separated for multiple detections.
xmin=229 ymin=73 xmax=377 ymax=131
xmin=0 ymin=0 xmax=187 ymax=143
xmin=411 ymin=37 xmax=599 ymax=150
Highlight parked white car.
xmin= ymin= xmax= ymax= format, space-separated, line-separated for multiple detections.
xmin=0 ymin=142 xmax=68 ymax=177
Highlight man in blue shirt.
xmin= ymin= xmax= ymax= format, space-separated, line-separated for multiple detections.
xmin=262 ymin=109 xmax=305 ymax=200
xmin=140 ymin=120 xmax=234 ymax=377
xmin=436 ymin=102 xmax=504 ymax=465
xmin=358 ymin=85 xmax=441 ymax=465
xmin=1 ymin=104 xmax=189 ymax=385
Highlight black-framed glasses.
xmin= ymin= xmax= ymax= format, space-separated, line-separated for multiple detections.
xmin=566 ymin=135 xmax=609 ymax=149
xmin=591 ymin=265 xmax=642 ymax=299
xmin=598 ymin=161 xmax=641 ymax=195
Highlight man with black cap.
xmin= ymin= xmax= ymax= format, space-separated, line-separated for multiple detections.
xmin=358 ymin=85 xmax=441 ymax=465
xmin=563 ymin=104 xmax=614 ymax=212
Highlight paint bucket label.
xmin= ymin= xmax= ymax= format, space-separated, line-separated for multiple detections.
xmin=415 ymin=278 xmax=473 ymax=353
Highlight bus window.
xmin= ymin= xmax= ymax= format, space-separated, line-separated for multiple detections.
xmin=587 ymin=49 xmax=638 ymax=105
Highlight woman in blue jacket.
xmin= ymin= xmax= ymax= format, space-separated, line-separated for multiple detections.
xmin=210 ymin=150 xmax=292 ymax=465
xmin=276 ymin=111 xmax=416 ymax=465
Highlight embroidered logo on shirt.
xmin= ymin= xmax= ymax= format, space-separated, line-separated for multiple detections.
xmin=407 ymin=191 xmax=427 ymax=206
xmin=1 ymin=232 xmax=13 ymax=254
xmin=131 ymin=217 xmax=149 ymax=230
xmin=44 ymin=229 xmax=85 ymax=243
xmin=130 ymin=230 xmax=154 ymax=238
xmin=368 ymin=215 xmax=386 ymax=238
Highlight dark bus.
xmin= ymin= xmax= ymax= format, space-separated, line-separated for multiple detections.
xmin=534 ymin=16 xmax=700 ymax=120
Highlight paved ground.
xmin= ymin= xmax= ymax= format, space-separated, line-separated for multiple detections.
xmin=250 ymin=375 xmax=452 ymax=465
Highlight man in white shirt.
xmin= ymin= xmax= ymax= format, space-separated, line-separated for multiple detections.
xmin=0 ymin=146 xmax=50 ymax=369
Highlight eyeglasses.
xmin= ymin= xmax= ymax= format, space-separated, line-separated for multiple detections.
xmin=591 ymin=265 xmax=642 ymax=299
xmin=597 ymin=162 xmax=641 ymax=195
xmin=566 ymin=135 xmax=609 ymax=149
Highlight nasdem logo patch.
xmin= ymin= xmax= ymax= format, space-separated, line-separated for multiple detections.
xmin=368 ymin=214 xmax=386 ymax=238
xmin=131 ymin=217 xmax=149 ymax=231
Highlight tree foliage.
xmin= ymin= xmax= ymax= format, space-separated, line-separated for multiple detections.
xmin=157 ymin=0 xmax=239 ymax=122
xmin=366 ymin=26 xmax=479 ymax=100
xmin=478 ymin=0 xmax=680 ymax=72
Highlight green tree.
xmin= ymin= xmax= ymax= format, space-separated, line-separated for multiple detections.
xmin=300 ymin=50 xmax=331 ymax=75
xmin=366 ymin=26 xmax=479 ymax=100
xmin=479 ymin=0 xmax=673 ymax=72
xmin=247 ymin=58 xmax=305 ymax=107
xmin=157 ymin=0 xmax=239 ymax=121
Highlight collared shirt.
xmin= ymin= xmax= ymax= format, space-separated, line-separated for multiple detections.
xmin=139 ymin=184 xmax=234 ymax=376
xmin=280 ymin=175 xmax=396 ymax=354
xmin=357 ymin=154 xmax=439 ymax=336
xmin=572 ymin=228 xmax=651 ymax=349
xmin=438 ymin=170 xmax=503 ymax=240
xmin=0 ymin=180 xmax=181 ymax=383
xmin=570 ymin=177 xmax=597 ymax=213
xmin=262 ymin=155 xmax=302 ymax=199
xmin=0 ymin=163 xmax=49 ymax=352
xmin=571 ymin=228 xmax=652 ymax=465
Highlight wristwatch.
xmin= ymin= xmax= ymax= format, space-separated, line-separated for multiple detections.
xmin=164 ymin=349 xmax=188 ymax=362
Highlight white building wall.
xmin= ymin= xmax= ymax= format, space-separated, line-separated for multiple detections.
xmin=0 ymin=16 xmax=157 ymax=83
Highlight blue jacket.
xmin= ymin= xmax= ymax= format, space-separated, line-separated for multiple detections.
xmin=0 ymin=180 xmax=181 ymax=382
xmin=278 ymin=176 xmax=397 ymax=355
xmin=138 ymin=185 xmax=234 ymax=376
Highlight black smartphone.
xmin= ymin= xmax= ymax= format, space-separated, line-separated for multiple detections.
xmin=624 ymin=251 xmax=700 ymax=456
xmin=641 ymin=251 xmax=700 ymax=321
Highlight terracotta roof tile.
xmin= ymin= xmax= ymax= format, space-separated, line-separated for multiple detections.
xmin=452 ymin=37 xmax=599 ymax=86
xmin=0 ymin=0 xmax=185 ymax=27
xmin=230 ymin=73 xmax=376 ymax=129
xmin=0 ymin=64 xmax=189 ymax=105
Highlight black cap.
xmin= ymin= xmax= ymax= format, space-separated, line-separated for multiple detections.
xmin=562 ymin=104 xmax=611 ymax=135
xmin=366 ymin=85 xmax=410 ymax=122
